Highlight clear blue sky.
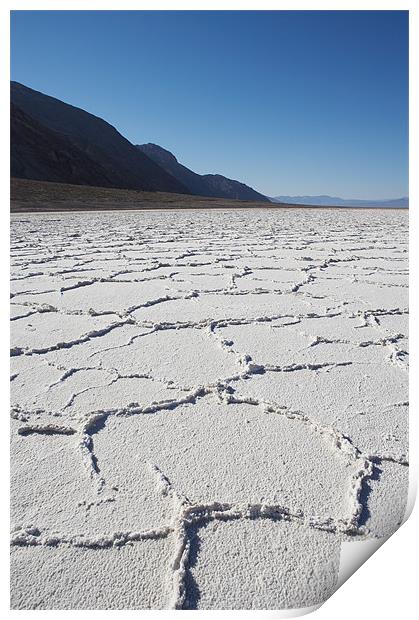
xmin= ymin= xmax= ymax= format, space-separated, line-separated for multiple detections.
xmin=11 ymin=10 xmax=408 ymax=198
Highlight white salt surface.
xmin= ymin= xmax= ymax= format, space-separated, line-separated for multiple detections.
xmin=10 ymin=208 xmax=409 ymax=609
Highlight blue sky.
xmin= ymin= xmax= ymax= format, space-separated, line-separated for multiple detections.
xmin=11 ymin=10 xmax=408 ymax=198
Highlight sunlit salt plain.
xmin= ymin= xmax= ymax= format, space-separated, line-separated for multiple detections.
xmin=10 ymin=208 xmax=408 ymax=610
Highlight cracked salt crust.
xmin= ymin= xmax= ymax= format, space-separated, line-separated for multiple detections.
xmin=11 ymin=538 xmax=172 ymax=609
xmin=131 ymin=291 xmax=335 ymax=324
xmin=234 ymin=365 xmax=407 ymax=461
xmin=185 ymin=519 xmax=340 ymax=609
xmin=299 ymin=276 xmax=408 ymax=311
xmin=64 ymin=375 xmax=185 ymax=417
xmin=11 ymin=312 xmax=124 ymax=355
xmin=89 ymin=396 xmax=359 ymax=521
xmin=359 ymin=460 xmax=409 ymax=538
xmin=10 ymin=421 xmax=174 ymax=535
xmin=10 ymin=208 xmax=408 ymax=609
xmin=39 ymin=323 xmax=152 ymax=369
xmin=94 ymin=328 xmax=240 ymax=388
xmin=215 ymin=318 xmax=399 ymax=366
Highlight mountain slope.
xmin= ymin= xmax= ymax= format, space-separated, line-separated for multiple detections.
xmin=10 ymin=82 xmax=189 ymax=194
xmin=271 ymin=195 xmax=409 ymax=208
xmin=201 ymin=174 xmax=268 ymax=201
xmin=135 ymin=143 xmax=211 ymax=197
xmin=137 ymin=143 xmax=269 ymax=202
xmin=11 ymin=104 xmax=118 ymax=187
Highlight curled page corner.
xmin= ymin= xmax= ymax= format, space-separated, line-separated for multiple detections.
xmin=274 ymin=604 xmax=323 ymax=618
xmin=202 ymin=606 xmax=323 ymax=620
xmin=402 ymin=469 xmax=417 ymax=525
xmin=337 ymin=537 xmax=386 ymax=590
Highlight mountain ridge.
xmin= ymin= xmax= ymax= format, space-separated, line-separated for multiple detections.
xmin=10 ymin=81 xmax=190 ymax=194
xmin=10 ymin=82 xmax=269 ymax=202
xmin=136 ymin=143 xmax=269 ymax=202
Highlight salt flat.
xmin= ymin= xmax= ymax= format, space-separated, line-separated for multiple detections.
xmin=10 ymin=208 xmax=409 ymax=610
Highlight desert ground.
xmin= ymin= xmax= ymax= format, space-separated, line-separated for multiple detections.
xmin=10 ymin=207 xmax=408 ymax=610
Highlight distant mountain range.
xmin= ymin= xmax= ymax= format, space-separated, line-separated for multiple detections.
xmin=10 ymin=81 xmax=268 ymax=202
xmin=271 ymin=195 xmax=408 ymax=208
xmin=10 ymin=82 xmax=407 ymax=208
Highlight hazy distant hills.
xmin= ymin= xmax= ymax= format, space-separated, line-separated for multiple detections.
xmin=137 ymin=143 xmax=269 ymax=202
xmin=271 ymin=195 xmax=408 ymax=208
xmin=10 ymin=81 xmax=268 ymax=201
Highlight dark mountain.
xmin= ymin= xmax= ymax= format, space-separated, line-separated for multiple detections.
xmin=271 ymin=194 xmax=409 ymax=208
xmin=11 ymin=104 xmax=117 ymax=187
xmin=10 ymin=82 xmax=189 ymax=194
xmin=137 ymin=143 xmax=269 ymax=202
xmin=201 ymin=174 xmax=268 ymax=201
xmin=135 ymin=143 xmax=211 ymax=196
